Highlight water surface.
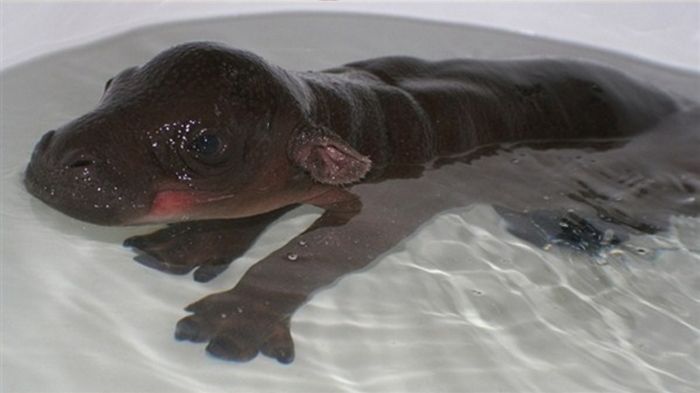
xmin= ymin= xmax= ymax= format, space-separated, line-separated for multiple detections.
xmin=1 ymin=12 xmax=699 ymax=393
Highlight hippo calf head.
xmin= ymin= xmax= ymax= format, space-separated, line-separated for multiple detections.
xmin=25 ymin=42 xmax=371 ymax=225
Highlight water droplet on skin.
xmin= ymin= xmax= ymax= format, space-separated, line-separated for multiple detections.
xmin=220 ymin=313 xmax=228 ymax=319
xmin=286 ymin=253 xmax=299 ymax=261
xmin=298 ymin=240 xmax=307 ymax=247
xmin=236 ymin=307 xmax=243 ymax=314
xmin=511 ymin=158 xmax=520 ymax=164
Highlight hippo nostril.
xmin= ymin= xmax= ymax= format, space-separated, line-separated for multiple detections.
xmin=60 ymin=150 xmax=99 ymax=170
xmin=67 ymin=159 xmax=95 ymax=169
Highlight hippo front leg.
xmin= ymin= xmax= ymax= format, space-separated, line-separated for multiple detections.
xmin=174 ymin=190 xmax=409 ymax=363
xmin=124 ymin=206 xmax=296 ymax=282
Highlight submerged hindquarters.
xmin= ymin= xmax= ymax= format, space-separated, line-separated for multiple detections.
xmin=417 ymin=108 xmax=700 ymax=254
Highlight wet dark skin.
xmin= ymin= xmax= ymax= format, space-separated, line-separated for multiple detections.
xmin=24 ymin=42 xmax=699 ymax=363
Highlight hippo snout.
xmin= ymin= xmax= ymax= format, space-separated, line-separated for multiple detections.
xmin=29 ymin=130 xmax=98 ymax=171
xmin=24 ymin=128 xmax=152 ymax=226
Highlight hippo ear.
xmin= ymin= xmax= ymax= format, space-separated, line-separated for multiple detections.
xmin=290 ymin=127 xmax=372 ymax=185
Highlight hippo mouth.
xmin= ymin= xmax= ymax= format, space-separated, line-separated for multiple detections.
xmin=136 ymin=189 xmax=210 ymax=224
xmin=24 ymin=147 xmax=235 ymax=226
xmin=23 ymin=163 xmax=149 ymax=226
xmin=24 ymin=164 xmax=220 ymax=226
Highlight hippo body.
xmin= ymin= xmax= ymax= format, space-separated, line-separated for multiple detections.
xmin=24 ymin=43 xmax=699 ymax=363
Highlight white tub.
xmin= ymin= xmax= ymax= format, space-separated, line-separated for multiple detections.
xmin=3 ymin=2 xmax=698 ymax=72
xmin=2 ymin=3 xmax=699 ymax=393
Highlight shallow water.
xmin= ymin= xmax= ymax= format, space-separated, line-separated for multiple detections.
xmin=1 ymin=13 xmax=699 ymax=393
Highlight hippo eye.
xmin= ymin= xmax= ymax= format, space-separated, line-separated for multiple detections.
xmin=190 ymin=134 xmax=222 ymax=157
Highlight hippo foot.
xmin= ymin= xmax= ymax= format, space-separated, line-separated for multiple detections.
xmin=496 ymin=207 xmax=628 ymax=254
xmin=175 ymin=290 xmax=294 ymax=364
xmin=124 ymin=221 xmax=243 ymax=282
xmin=552 ymin=212 xmax=624 ymax=253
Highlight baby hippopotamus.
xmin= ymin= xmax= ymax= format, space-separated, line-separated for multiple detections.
xmin=24 ymin=42 xmax=699 ymax=363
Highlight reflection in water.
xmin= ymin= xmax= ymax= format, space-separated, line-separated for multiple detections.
xmin=3 ymin=12 xmax=700 ymax=393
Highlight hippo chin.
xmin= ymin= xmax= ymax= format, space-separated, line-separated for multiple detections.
xmin=25 ymin=42 xmax=698 ymax=363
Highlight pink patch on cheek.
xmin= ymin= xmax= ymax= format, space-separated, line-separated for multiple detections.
xmin=149 ymin=190 xmax=197 ymax=217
